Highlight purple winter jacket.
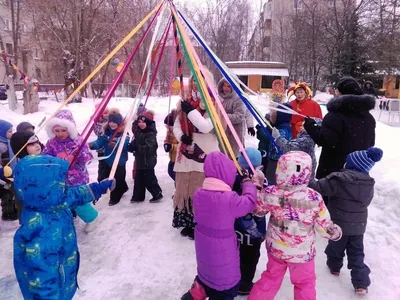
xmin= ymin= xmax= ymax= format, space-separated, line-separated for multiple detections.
xmin=194 ymin=152 xmax=257 ymax=291
xmin=43 ymin=136 xmax=93 ymax=186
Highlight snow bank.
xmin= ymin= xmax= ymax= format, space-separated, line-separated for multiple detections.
xmin=0 ymin=95 xmax=399 ymax=300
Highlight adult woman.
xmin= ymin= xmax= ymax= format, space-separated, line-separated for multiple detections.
xmin=172 ymin=72 xmax=221 ymax=239
xmin=304 ymin=76 xmax=376 ymax=181
xmin=288 ymin=82 xmax=322 ymax=138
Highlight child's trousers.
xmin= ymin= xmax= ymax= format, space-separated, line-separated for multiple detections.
xmin=325 ymin=234 xmax=370 ymax=289
xmin=240 ymin=241 xmax=261 ymax=285
xmin=132 ymin=169 xmax=162 ymax=201
xmin=182 ymin=276 xmax=240 ymax=300
xmin=249 ymin=253 xmax=316 ymax=300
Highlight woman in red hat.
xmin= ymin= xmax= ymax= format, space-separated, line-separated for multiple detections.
xmin=288 ymin=82 xmax=322 ymax=139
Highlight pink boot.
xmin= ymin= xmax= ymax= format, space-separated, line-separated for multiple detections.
xmin=181 ymin=280 xmax=207 ymax=300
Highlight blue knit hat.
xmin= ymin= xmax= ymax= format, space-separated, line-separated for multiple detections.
xmin=0 ymin=119 xmax=13 ymax=140
xmin=345 ymin=147 xmax=383 ymax=173
xmin=238 ymin=148 xmax=262 ymax=169
xmin=108 ymin=113 xmax=123 ymax=126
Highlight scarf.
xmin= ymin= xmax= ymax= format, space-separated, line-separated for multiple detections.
xmin=179 ymin=96 xmax=201 ymax=137
xmin=202 ymin=177 xmax=232 ymax=192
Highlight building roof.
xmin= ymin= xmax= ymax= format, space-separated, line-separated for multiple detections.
xmin=229 ymin=67 xmax=289 ymax=77
xmin=225 ymin=61 xmax=287 ymax=69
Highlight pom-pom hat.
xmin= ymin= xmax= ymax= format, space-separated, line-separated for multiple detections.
xmin=345 ymin=147 xmax=383 ymax=173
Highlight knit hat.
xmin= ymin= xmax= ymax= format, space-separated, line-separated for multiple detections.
xmin=46 ymin=110 xmax=78 ymax=140
xmin=345 ymin=147 xmax=383 ymax=173
xmin=336 ymin=77 xmax=364 ymax=95
xmin=138 ymin=110 xmax=155 ymax=125
xmin=108 ymin=113 xmax=124 ymax=126
xmin=16 ymin=121 xmax=35 ymax=132
xmin=10 ymin=131 xmax=40 ymax=158
xmin=0 ymin=119 xmax=12 ymax=140
xmin=164 ymin=110 xmax=175 ymax=126
xmin=275 ymin=103 xmax=293 ymax=126
xmin=238 ymin=148 xmax=262 ymax=169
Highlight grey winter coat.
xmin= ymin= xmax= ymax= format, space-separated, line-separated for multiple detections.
xmin=275 ymin=130 xmax=317 ymax=178
xmin=218 ymin=78 xmax=246 ymax=157
xmin=309 ymin=169 xmax=375 ymax=236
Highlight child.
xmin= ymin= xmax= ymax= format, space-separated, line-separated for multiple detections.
xmin=10 ymin=131 xmax=43 ymax=222
xmin=181 ymin=151 xmax=257 ymax=300
xmin=43 ymin=110 xmax=98 ymax=232
xmin=89 ymin=111 xmax=130 ymax=206
xmin=0 ymin=119 xmax=17 ymax=221
xmin=163 ymin=109 xmax=178 ymax=182
xmin=131 ymin=103 xmax=146 ymax=180
xmin=265 ymin=104 xmax=292 ymax=185
xmin=130 ymin=111 xmax=163 ymax=203
xmin=272 ymin=119 xmax=319 ymax=178
xmin=309 ymin=147 xmax=383 ymax=295
xmin=13 ymin=155 xmax=114 ymax=299
xmin=93 ymin=106 xmax=110 ymax=182
xmin=16 ymin=121 xmax=45 ymax=150
xmin=248 ymin=151 xmax=342 ymax=300
xmin=234 ymin=148 xmax=267 ymax=295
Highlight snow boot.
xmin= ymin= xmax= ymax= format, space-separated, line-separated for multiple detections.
xmin=188 ymin=228 xmax=195 ymax=240
xmin=181 ymin=280 xmax=207 ymax=300
xmin=355 ymin=288 xmax=368 ymax=296
xmin=149 ymin=192 xmax=163 ymax=203
xmin=84 ymin=216 xmax=99 ymax=233
xmin=180 ymin=227 xmax=191 ymax=237
xmin=238 ymin=281 xmax=254 ymax=295
xmin=1 ymin=212 xmax=18 ymax=221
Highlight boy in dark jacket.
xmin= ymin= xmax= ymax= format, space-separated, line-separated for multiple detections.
xmin=309 ymin=147 xmax=383 ymax=296
xmin=234 ymin=148 xmax=267 ymax=295
xmin=129 ymin=111 xmax=163 ymax=203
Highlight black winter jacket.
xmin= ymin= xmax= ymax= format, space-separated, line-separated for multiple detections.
xmin=309 ymin=169 xmax=375 ymax=235
xmin=134 ymin=123 xmax=158 ymax=170
xmin=305 ymin=94 xmax=376 ymax=179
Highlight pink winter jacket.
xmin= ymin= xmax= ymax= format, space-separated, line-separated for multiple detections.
xmin=255 ymin=151 xmax=342 ymax=263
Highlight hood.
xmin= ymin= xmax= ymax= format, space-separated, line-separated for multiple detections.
xmin=46 ymin=110 xmax=78 ymax=140
xmin=327 ymin=94 xmax=375 ymax=113
xmin=276 ymin=151 xmax=312 ymax=190
xmin=10 ymin=131 xmax=39 ymax=158
xmin=0 ymin=119 xmax=12 ymax=140
xmin=204 ymin=151 xmax=237 ymax=188
xmin=217 ymin=78 xmax=233 ymax=99
xmin=16 ymin=121 xmax=35 ymax=133
xmin=13 ymin=155 xmax=70 ymax=209
xmin=275 ymin=103 xmax=292 ymax=126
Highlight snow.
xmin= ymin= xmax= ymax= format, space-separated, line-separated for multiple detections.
xmin=1 ymin=94 xmax=400 ymax=300
xmin=228 ymin=67 xmax=289 ymax=77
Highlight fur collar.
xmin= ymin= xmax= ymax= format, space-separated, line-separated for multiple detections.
xmin=327 ymin=94 xmax=375 ymax=113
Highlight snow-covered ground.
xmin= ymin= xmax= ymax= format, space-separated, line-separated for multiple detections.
xmin=0 ymin=94 xmax=399 ymax=300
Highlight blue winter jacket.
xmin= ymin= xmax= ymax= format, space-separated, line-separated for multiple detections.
xmin=268 ymin=104 xmax=293 ymax=161
xmin=90 ymin=126 xmax=130 ymax=167
xmin=233 ymin=172 xmax=267 ymax=245
xmin=13 ymin=155 xmax=96 ymax=300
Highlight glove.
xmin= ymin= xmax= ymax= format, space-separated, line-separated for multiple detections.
xmin=248 ymin=127 xmax=256 ymax=136
xmin=89 ymin=179 xmax=116 ymax=203
xmin=164 ymin=143 xmax=172 ymax=153
xmin=303 ymin=117 xmax=317 ymax=132
xmin=0 ymin=166 xmax=12 ymax=180
xmin=183 ymin=143 xmax=207 ymax=163
xmin=271 ymin=128 xmax=280 ymax=139
xmin=181 ymin=101 xmax=194 ymax=114
xmin=181 ymin=134 xmax=193 ymax=145
xmin=252 ymin=170 xmax=265 ymax=190
xmin=255 ymin=124 xmax=261 ymax=130
xmin=128 ymin=140 xmax=136 ymax=152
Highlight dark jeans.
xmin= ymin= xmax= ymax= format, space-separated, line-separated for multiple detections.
xmin=98 ymin=164 xmax=128 ymax=203
xmin=240 ymin=241 xmax=261 ymax=285
xmin=265 ymin=159 xmax=278 ymax=185
xmin=132 ymin=169 xmax=162 ymax=201
xmin=0 ymin=185 xmax=17 ymax=216
xmin=197 ymin=276 xmax=240 ymax=300
xmin=168 ymin=161 xmax=175 ymax=181
xmin=325 ymin=234 xmax=371 ymax=288
xmin=97 ymin=159 xmax=109 ymax=182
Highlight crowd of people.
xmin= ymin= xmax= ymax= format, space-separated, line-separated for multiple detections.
xmin=0 ymin=74 xmax=381 ymax=299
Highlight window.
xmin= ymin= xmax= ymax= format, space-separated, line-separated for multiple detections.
xmin=33 ymin=48 xmax=39 ymax=58
xmin=238 ymin=75 xmax=248 ymax=91
xmin=5 ymin=43 xmax=13 ymax=55
xmin=35 ymin=68 xmax=42 ymax=80
xmin=261 ymin=76 xmax=282 ymax=89
xmin=263 ymin=36 xmax=271 ymax=48
xmin=3 ymin=19 xmax=11 ymax=31
xmin=395 ymin=77 xmax=400 ymax=90
xmin=21 ymin=24 xmax=28 ymax=33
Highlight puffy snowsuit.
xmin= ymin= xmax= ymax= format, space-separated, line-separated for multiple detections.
xmin=13 ymin=155 xmax=96 ymax=300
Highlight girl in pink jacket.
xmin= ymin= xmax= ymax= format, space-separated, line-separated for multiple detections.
xmin=249 ymin=151 xmax=342 ymax=300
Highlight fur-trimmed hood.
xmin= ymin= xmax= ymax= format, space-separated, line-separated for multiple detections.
xmin=46 ymin=110 xmax=78 ymax=140
xmin=327 ymin=94 xmax=375 ymax=113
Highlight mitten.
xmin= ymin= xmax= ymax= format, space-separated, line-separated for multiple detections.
xmin=303 ymin=117 xmax=317 ymax=132
xmin=0 ymin=166 xmax=12 ymax=180
xmin=248 ymin=127 xmax=256 ymax=136
xmin=164 ymin=143 xmax=172 ymax=153
xmin=181 ymin=100 xmax=194 ymax=114
xmin=181 ymin=134 xmax=193 ymax=145
xmin=128 ymin=140 xmax=136 ymax=152
xmin=271 ymin=128 xmax=280 ymax=139
xmin=328 ymin=224 xmax=342 ymax=241
xmin=89 ymin=179 xmax=116 ymax=202
xmin=183 ymin=143 xmax=206 ymax=163
xmin=255 ymin=124 xmax=261 ymax=130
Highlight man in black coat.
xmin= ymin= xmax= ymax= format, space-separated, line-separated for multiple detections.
xmin=304 ymin=77 xmax=376 ymax=181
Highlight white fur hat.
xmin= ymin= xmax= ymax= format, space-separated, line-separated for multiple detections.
xmin=46 ymin=109 xmax=78 ymax=140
